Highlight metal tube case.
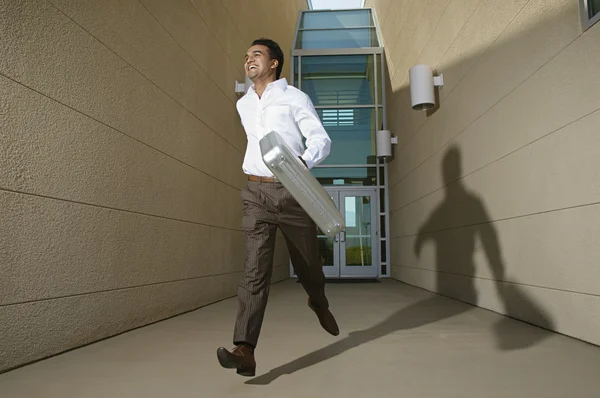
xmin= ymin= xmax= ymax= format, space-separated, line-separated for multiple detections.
xmin=259 ymin=131 xmax=345 ymax=237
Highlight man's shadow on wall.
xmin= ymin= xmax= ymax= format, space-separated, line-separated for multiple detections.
xmin=412 ymin=146 xmax=554 ymax=347
xmin=246 ymin=146 xmax=553 ymax=386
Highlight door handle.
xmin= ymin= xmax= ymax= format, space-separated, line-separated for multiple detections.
xmin=340 ymin=231 xmax=346 ymax=243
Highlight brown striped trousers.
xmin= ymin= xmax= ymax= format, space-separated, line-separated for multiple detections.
xmin=233 ymin=180 xmax=329 ymax=348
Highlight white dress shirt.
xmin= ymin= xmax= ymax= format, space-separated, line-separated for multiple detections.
xmin=236 ymin=78 xmax=331 ymax=177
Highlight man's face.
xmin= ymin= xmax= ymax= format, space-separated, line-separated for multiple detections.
xmin=245 ymin=44 xmax=277 ymax=81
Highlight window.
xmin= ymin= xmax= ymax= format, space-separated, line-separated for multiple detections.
xmin=322 ymin=109 xmax=355 ymax=127
xmin=300 ymin=55 xmax=379 ymax=106
xmin=580 ymin=0 xmax=600 ymax=30
xmin=315 ymin=108 xmax=381 ymax=165
xmin=295 ymin=9 xmax=380 ymax=49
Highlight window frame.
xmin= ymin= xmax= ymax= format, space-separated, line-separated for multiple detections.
xmin=294 ymin=8 xmax=382 ymax=50
xmin=580 ymin=0 xmax=600 ymax=31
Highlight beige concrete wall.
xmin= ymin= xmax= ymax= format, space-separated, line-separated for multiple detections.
xmin=367 ymin=0 xmax=600 ymax=345
xmin=0 ymin=0 xmax=306 ymax=372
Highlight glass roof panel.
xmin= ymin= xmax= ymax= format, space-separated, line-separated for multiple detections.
xmin=295 ymin=9 xmax=380 ymax=50
xmin=300 ymin=9 xmax=373 ymax=29
xmin=296 ymin=28 xmax=378 ymax=49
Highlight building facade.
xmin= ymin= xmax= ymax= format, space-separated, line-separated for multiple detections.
xmin=289 ymin=8 xmax=390 ymax=279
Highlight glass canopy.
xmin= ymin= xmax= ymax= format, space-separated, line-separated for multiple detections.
xmin=291 ymin=8 xmax=384 ymax=173
xmin=295 ymin=9 xmax=380 ymax=50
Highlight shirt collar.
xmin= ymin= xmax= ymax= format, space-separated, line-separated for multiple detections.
xmin=272 ymin=78 xmax=288 ymax=91
xmin=248 ymin=78 xmax=288 ymax=95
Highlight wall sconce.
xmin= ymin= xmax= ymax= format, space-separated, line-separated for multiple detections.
xmin=409 ymin=64 xmax=443 ymax=110
xmin=234 ymin=76 xmax=253 ymax=95
xmin=376 ymin=129 xmax=398 ymax=159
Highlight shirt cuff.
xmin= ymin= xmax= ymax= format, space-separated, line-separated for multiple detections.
xmin=301 ymin=155 xmax=313 ymax=169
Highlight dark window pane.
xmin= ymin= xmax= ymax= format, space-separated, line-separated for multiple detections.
xmin=317 ymin=108 xmax=377 ymax=165
xmin=300 ymin=10 xmax=373 ymax=29
xmin=293 ymin=56 xmax=299 ymax=88
xmin=296 ymin=28 xmax=379 ymax=49
xmin=591 ymin=0 xmax=600 ymax=17
xmin=312 ymin=167 xmax=378 ymax=186
xmin=301 ymin=55 xmax=376 ymax=106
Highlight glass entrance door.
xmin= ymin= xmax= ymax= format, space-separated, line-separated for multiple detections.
xmin=339 ymin=189 xmax=378 ymax=277
xmin=318 ymin=189 xmax=341 ymax=278
xmin=290 ymin=187 xmax=379 ymax=278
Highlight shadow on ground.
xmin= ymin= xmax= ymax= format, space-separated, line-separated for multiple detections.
xmin=245 ymin=295 xmax=467 ymax=385
xmin=247 ymin=146 xmax=554 ymax=386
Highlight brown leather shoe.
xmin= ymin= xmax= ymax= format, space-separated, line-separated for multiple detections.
xmin=216 ymin=345 xmax=256 ymax=376
xmin=308 ymin=298 xmax=340 ymax=336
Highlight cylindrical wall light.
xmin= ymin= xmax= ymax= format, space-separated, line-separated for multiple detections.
xmin=376 ymin=130 xmax=398 ymax=159
xmin=409 ymin=64 xmax=444 ymax=110
xmin=377 ymin=129 xmax=392 ymax=157
xmin=234 ymin=75 xmax=253 ymax=95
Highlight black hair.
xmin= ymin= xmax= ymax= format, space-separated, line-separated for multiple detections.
xmin=252 ymin=38 xmax=284 ymax=80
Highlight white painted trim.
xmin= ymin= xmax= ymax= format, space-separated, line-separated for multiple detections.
xmin=293 ymin=48 xmax=383 ymax=56
xmin=298 ymin=26 xmax=375 ymax=30
xmin=303 ymin=7 xmax=371 ymax=12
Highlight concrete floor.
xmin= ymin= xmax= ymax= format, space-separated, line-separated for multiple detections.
xmin=2 ymin=280 xmax=600 ymax=398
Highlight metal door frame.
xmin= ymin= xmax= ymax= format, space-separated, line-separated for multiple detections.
xmin=338 ymin=188 xmax=379 ymax=278
xmin=290 ymin=186 xmax=379 ymax=279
